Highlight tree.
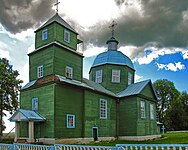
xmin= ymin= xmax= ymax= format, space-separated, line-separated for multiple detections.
xmin=0 ymin=58 xmax=22 ymax=137
xmin=153 ymin=79 xmax=179 ymax=124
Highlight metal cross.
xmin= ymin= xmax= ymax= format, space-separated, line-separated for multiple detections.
xmin=54 ymin=0 xmax=60 ymax=14
xmin=109 ymin=20 xmax=117 ymax=37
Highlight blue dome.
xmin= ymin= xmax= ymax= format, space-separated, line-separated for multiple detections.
xmin=92 ymin=50 xmax=134 ymax=70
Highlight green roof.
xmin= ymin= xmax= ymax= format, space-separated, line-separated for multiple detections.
xmin=35 ymin=13 xmax=78 ymax=34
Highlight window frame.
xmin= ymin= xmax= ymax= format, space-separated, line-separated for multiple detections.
xmin=65 ymin=66 xmax=73 ymax=79
xmin=42 ymin=29 xmax=48 ymax=40
xmin=128 ymin=72 xmax=132 ymax=85
xmin=66 ymin=114 xmax=75 ymax=128
xmin=37 ymin=65 xmax=44 ymax=78
xmin=32 ymin=97 xmax=39 ymax=111
xmin=150 ymin=103 xmax=155 ymax=120
xmin=100 ymin=99 xmax=107 ymax=119
xmin=112 ymin=69 xmax=120 ymax=83
xmin=64 ymin=29 xmax=70 ymax=43
xmin=95 ymin=70 xmax=102 ymax=83
xmin=140 ymin=100 xmax=146 ymax=119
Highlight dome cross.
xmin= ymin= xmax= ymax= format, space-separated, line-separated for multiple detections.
xmin=54 ymin=0 xmax=60 ymax=14
xmin=109 ymin=20 xmax=117 ymax=37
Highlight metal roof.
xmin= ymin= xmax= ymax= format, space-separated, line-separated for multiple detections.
xmin=9 ymin=109 xmax=46 ymax=122
xmin=91 ymin=50 xmax=134 ymax=70
xmin=22 ymin=80 xmax=37 ymax=90
xmin=35 ymin=13 xmax=77 ymax=34
xmin=117 ymin=80 xmax=151 ymax=97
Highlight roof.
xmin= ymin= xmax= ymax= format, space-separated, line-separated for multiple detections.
xmin=9 ymin=109 xmax=46 ymax=122
xmin=22 ymin=80 xmax=37 ymax=90
xmin=117 ymin=80 xmax=153 ymax=97
xmin=91 ymin=50 xmax=134 ymax=70
xmin=35 ymin=13 xmax=77 ymax=34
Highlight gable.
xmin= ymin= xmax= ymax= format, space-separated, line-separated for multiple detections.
xmin=140 ymin=83 xmax=156 ymax=100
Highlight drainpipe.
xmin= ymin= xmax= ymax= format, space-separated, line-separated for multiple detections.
xmin=116 ymin=98 xmax=120 ymax=139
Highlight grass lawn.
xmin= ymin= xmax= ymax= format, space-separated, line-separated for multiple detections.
xmin=87 ymin=132 xmax=188 ymax=146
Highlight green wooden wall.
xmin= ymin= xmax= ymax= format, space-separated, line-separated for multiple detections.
xmin=119 ymin=96 xmax=138 ymax=136
xmin=35 ymin=22 xmax=77 ymax=50
xmin=90 ymin=64 xmax=135 ymax=94
xmin=54 ymin=84 xmax=84 ymax=138
xmin=20 ymin=84 xmax=55 ymax=138
xmin=53 ymin=45 xmax=83 ymax=81
xmin=29 ymin=44 xmax=83 ymax=82
xmin=83 ymin=90 xmax=117 ymax=138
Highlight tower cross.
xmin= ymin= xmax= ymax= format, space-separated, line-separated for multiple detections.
xmin=109 ymin=20 xmax=117 ymax=37
xmin=54 ymin=0 xmax=60 ymax=14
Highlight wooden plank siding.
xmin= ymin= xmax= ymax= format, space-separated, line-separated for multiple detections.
xmin=54 ymin=84 xmax=84 ymax=138
xmin=35 ymin=22 xmax=77 ymax=50
xmin=83 ymin=90 xmax=117 ymax=138
xmin=90 ymin=64 xmax=135 ymax=94
xmin=20 ymin=84 xmax=55 ymax=138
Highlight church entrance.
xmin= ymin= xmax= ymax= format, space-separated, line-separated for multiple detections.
xmin=92 ymin=127 xmax=98 ymax=141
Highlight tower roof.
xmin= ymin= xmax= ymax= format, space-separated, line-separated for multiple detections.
xmin=35 ymin=13 xmax=78 ymax=34
xmin=91 ymin=50 xmax=134 ymax=70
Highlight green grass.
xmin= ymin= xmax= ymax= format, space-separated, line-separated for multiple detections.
xmin=87 ymin=132 xmax=188 ymax=146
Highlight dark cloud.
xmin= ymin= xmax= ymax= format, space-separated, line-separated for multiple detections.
xmin=77 ymin=0 xmax=188 ymax=51
xmin=0 ymin=0 xmax=55 ymax=33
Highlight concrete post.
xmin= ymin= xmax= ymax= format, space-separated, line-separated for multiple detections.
xmin=14 ymin=122 xmax=20 ymax=142
xmin=28 ymin=121 xmax=35 ymax=142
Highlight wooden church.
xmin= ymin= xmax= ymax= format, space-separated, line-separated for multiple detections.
xmin=10 ymin=12 xmax=160 ymax=144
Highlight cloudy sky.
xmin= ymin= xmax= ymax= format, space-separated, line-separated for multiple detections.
xmin=0 ymin=0 xmax=188 ymax=132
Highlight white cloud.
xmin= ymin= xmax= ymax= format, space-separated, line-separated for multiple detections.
xmin=0 ymin=49 xmax=11 ymax=60
xmin=182 ymin=51 xmax=188 ymax=59
xmin=83 ymin=44 xmax=106 ymax=57
xmin=27 ymin=44 xmax=35 ymax=54
xmin=156 ymin=62 xmax=185 ymax=72
xmin=135 ymin=74 xmax=143 ymax=82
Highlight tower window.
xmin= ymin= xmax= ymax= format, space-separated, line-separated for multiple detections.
xmin=32 ymin=98 xmax=38 ymax=111
xmin=140 ymin=100 xmax=146 ymax=119
xmin=95 ymin=70 xmax=102 ymax=83
xmin=42 ymin=29 xmax=48 ymax=40
xmin=150 ymin=103 xmax=154 ymax=120
xmin=100 ymin=99 xmax=107 ymax=119
xmin=66 ymin=114 xmax=75 ymax=128
xmin=37 ymin=65 xmax=43 ymax=78
xmin=64 ymin=29 xmax=70 ymax=43
xmin=65 ymin=66 xmax=73 ymax=79
xmin=112 ymin=69 xmax=120 ymax=83
xmin=128 ymin=72 xmax=132 ymax=85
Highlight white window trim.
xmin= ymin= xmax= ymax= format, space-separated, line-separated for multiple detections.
xmin=112 ymin=69 xmax=120 ymax=83
xmin=65 ymin=66 xmax=73 ymax=79
xmin=140 ymin=100 xmax=146 ymax=119
xmin=150 ymin=103 xmax=155 ymax=120
xmin=100 ymin=99 xmax=107 ymax=119
xmin=64 ymin=29 xmax=70 ymax=43
xmin=37 ymin=65 xmax=44 ymax=78
xmin=42 ymin=29 xmax=48 ymax=40
xmin=66 ymin=114 xmax=75 ymax=128
xmin=95 ymin=70 xmax=102 ymax=83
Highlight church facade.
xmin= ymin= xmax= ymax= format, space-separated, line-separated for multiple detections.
xmin=10 ymin=13 xmax=160 ymax=144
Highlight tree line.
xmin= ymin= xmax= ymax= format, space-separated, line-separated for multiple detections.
xmin=153 ymin=79 xmax=188 ymax=131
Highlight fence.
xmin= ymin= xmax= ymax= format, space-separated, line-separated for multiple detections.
xmin=0 ymin=144 xmax=188 ymax=150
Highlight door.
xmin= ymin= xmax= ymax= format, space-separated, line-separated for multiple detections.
xmin=92 ymin=127 xmax=98 ymax=141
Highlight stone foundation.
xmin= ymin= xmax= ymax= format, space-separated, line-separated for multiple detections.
xmin=118 ymin=135 xmax=161 ymax=141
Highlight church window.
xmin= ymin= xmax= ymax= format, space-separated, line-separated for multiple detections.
xmin=150 ymin=103 xmax=154 ymax=120
xmin=100 ymin=99 xmax=107 ymax=119
xmin=128 ymin=72 xmax=132 ymax=85
xmin=64 ymin=29 xmax=70 ymax=43
xmin=37 ymin=65 xmax=43 ymax=78
xmin=65 ymin=66 xmax=73 ymax=79
xmin=140 ymin=100 xmax=146 ymax=118
xmin=32 ymin=98 xmax=38 ymax=111
xmin=42 ymin=29 xmax=48 ymax=40
xmin=96 ymin=70 xmax=102 ymax=83
xmin=66 ymin=114 xmax=75 ymax=128
xmin=112 ymin=69 xmax=120 ymax=83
